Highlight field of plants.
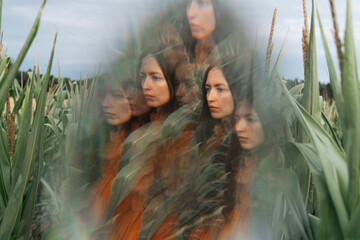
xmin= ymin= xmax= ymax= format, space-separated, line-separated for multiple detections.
xmin=0 ymin=0 xmax=360 ymax=239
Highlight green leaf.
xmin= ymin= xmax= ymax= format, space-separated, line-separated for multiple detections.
xmin=0 ymin=176 xmax=23 ymax=240
xmin=105 ymin=123 xmax=160 ymax=221
xmin=17 ymin=33 xmax=57 ymax=240
xmin=270 ymin=28 xmax=289 ymax=79
xmin=0 ymin=29 xmax=55 ymax=240
xmin=139 ymin=195 xmax=172 ymax=240
xmin=301 ymin=0 xmax=321 ymax=126
xmin=0 ymin=0 xmax=46 ymax=110
xmin=283 ymin=83 xmax=349 ymax=237
xmin=11 ymin=69 xmax=35 ymax=188
xmin=0 ymin=125 xmax=10 ymax=204
xmin=12 ymin=82 xmax=28 ymax=114
xmin=317 ymin=9 xmax=345 ymax=136
xmin=342 ymin=0 xmax=360 ymax=214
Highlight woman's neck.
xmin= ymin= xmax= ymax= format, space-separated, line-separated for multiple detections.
xmin=195 ymin=36 xmax=216 ymax=64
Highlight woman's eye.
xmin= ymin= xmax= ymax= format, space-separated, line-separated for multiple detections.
xmin=112 ymin=93 xmax=124 ymax=99
xmin=246 ymin=117 xmax=256 ymax=123
xmin=217 ymin=88 xmax=224 ymax=93
xmin=205 ymin=87 xmax=211 ymax=93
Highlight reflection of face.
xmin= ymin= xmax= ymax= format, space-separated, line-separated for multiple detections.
xmin=235 ymin=101 xmax=265 ymax=150
xmin=187 ymin=0 xmax=216 ymax=40
xmin=175 ymin=65 xmax=199 ymax=106
xmin=205 ymin=68 xmax=234 ymax=119
xmin=127 ymin=86 xmax=151 ymax=117
xmin=140 ymin=56 xmax=170 ymax=108
xmin=102 ymin=88 xmax=131 ymax=126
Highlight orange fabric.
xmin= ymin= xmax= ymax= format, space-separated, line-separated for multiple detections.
xmin=149 ymin=125 xmax=195 ymax=240
xmin=108 ymin=118 xmax=160 ymax=239
xmin=87 ymin=130 xmax=126 ymax=223
xmin=219 ymin=155 xmax=259 ymax=239
xmin=108 ymin=171 xmax=153 ymax=240
xmin=108 ymin=109 xmax=181 ymax=239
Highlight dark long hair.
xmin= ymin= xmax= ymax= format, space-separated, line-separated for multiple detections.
xmin=223 ymin=69 xmax=290 ymax=217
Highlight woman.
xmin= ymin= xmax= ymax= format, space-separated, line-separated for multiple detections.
xmin=179 ymin=0 xmax=240 ymax=64
xmin=85 ymin=75 xmax=132 ymax=225
xmin=126 ymin=82 xmax=151 ymax=129
xmin=174 ymin=63 xmax=202 ymax=107
xmin=149 ymin=54 xmax=247 ymax=240
xmin=187 ymin=67 xmax=292 ymax=239
xmin=107 ymin=45 xmax=184 ymax=240
xmin=140 ymin=47 xmax=180 ymax=118
xmin=220 ymin=73 xmax=292 ymax=239
xmin=219 ymin=99 xmax=268 ymax=239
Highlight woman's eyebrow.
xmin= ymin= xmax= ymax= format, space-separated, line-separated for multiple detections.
xmin=244 ymin=113 xmax=255 ymax=118
xmin=149 ymin=72 xmax=162 ymax=76
xmin=214 ymin=83 xmax=227 ymax=88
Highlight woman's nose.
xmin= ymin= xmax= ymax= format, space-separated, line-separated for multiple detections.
xmin=187 ymin=0 xmax=198 ymax=19
xmin=235 ymin=118 xmax=246 ymax=132
xmin=142 ymin=77 xmax=151 ymax=91
xmin=176 ymin=83 xmax=185 ymax=97
xmin=207 ymin=89 xmax=216 ymax=102
xmin=102 ymin=94 xmax=112 ymax=108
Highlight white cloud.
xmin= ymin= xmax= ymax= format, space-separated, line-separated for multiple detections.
xmin=2 ymin=0 xmax=360 ymax=81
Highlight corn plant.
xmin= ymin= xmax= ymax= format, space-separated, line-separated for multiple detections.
xmin=0 ymin=0 xmax=62 ymax=239
xmin=272 ymin=0 xmax=360 ymax=239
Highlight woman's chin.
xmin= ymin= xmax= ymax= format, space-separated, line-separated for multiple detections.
xmin=106 ymin=118 xmax=130 ymax=126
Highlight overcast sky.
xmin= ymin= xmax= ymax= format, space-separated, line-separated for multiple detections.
xmin=2 ymin=0 xmax=359 ymax=82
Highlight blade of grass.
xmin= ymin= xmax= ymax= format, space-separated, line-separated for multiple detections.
xmin=301 ymin=0 xmax=321 ymax=126
xmin=11 ymin=68 xmax=35 ymax=187
xmin=17 ymin=33 xmax=57 ymax=240
xmin=317 ymin=9 xmax=345 ymax=132
xmin=0 ymin=30 xmax=55 ymax=240
xmin=342 ymin=0 xmax=360 ymax=215
xmin=0 ymin=0 xmax=46 ymax=109
xmin=0 ymin=125 xmax=9 ymax=211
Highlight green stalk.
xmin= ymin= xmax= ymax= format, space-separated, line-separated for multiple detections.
xmin=301 ymin=0 xmax=321 ymax=126
xmin=342 ymin=0 xmax=360 ymax=216
xmin=317 ymin=9 xmax=345 ymax=131
xmin=17 ymin=32 xmax=57 ymax=240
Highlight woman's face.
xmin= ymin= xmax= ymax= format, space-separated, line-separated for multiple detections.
xmin=175 ymin=64 xmax=199 ymax=106
xmin=127 ymin=85 xmax=151 ymax=117
xmin=187 ymin=0 xmax=216 ymax=40
xmin=205 ymin=68 xmax=234 ymax=119
xmin=102 ymin=87 xmax=131 ymax=126
xmin=234 ymin=101 xmax=265 ymax=150
xmin=140 ymin=56 xmax=170 ymax=108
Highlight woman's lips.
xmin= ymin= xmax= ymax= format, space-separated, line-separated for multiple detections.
xmin=144 ymin=95 xmax=155 ymax=101
xmin=238 ymin=136 xmax=248 ymax=142
xmin=104 ymin=112 xmax=116 ymax=118
xmin=209 ymin=106 xmax=219 ymax=112
xmin=189 ymin=23 xmax=201 ymax=31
